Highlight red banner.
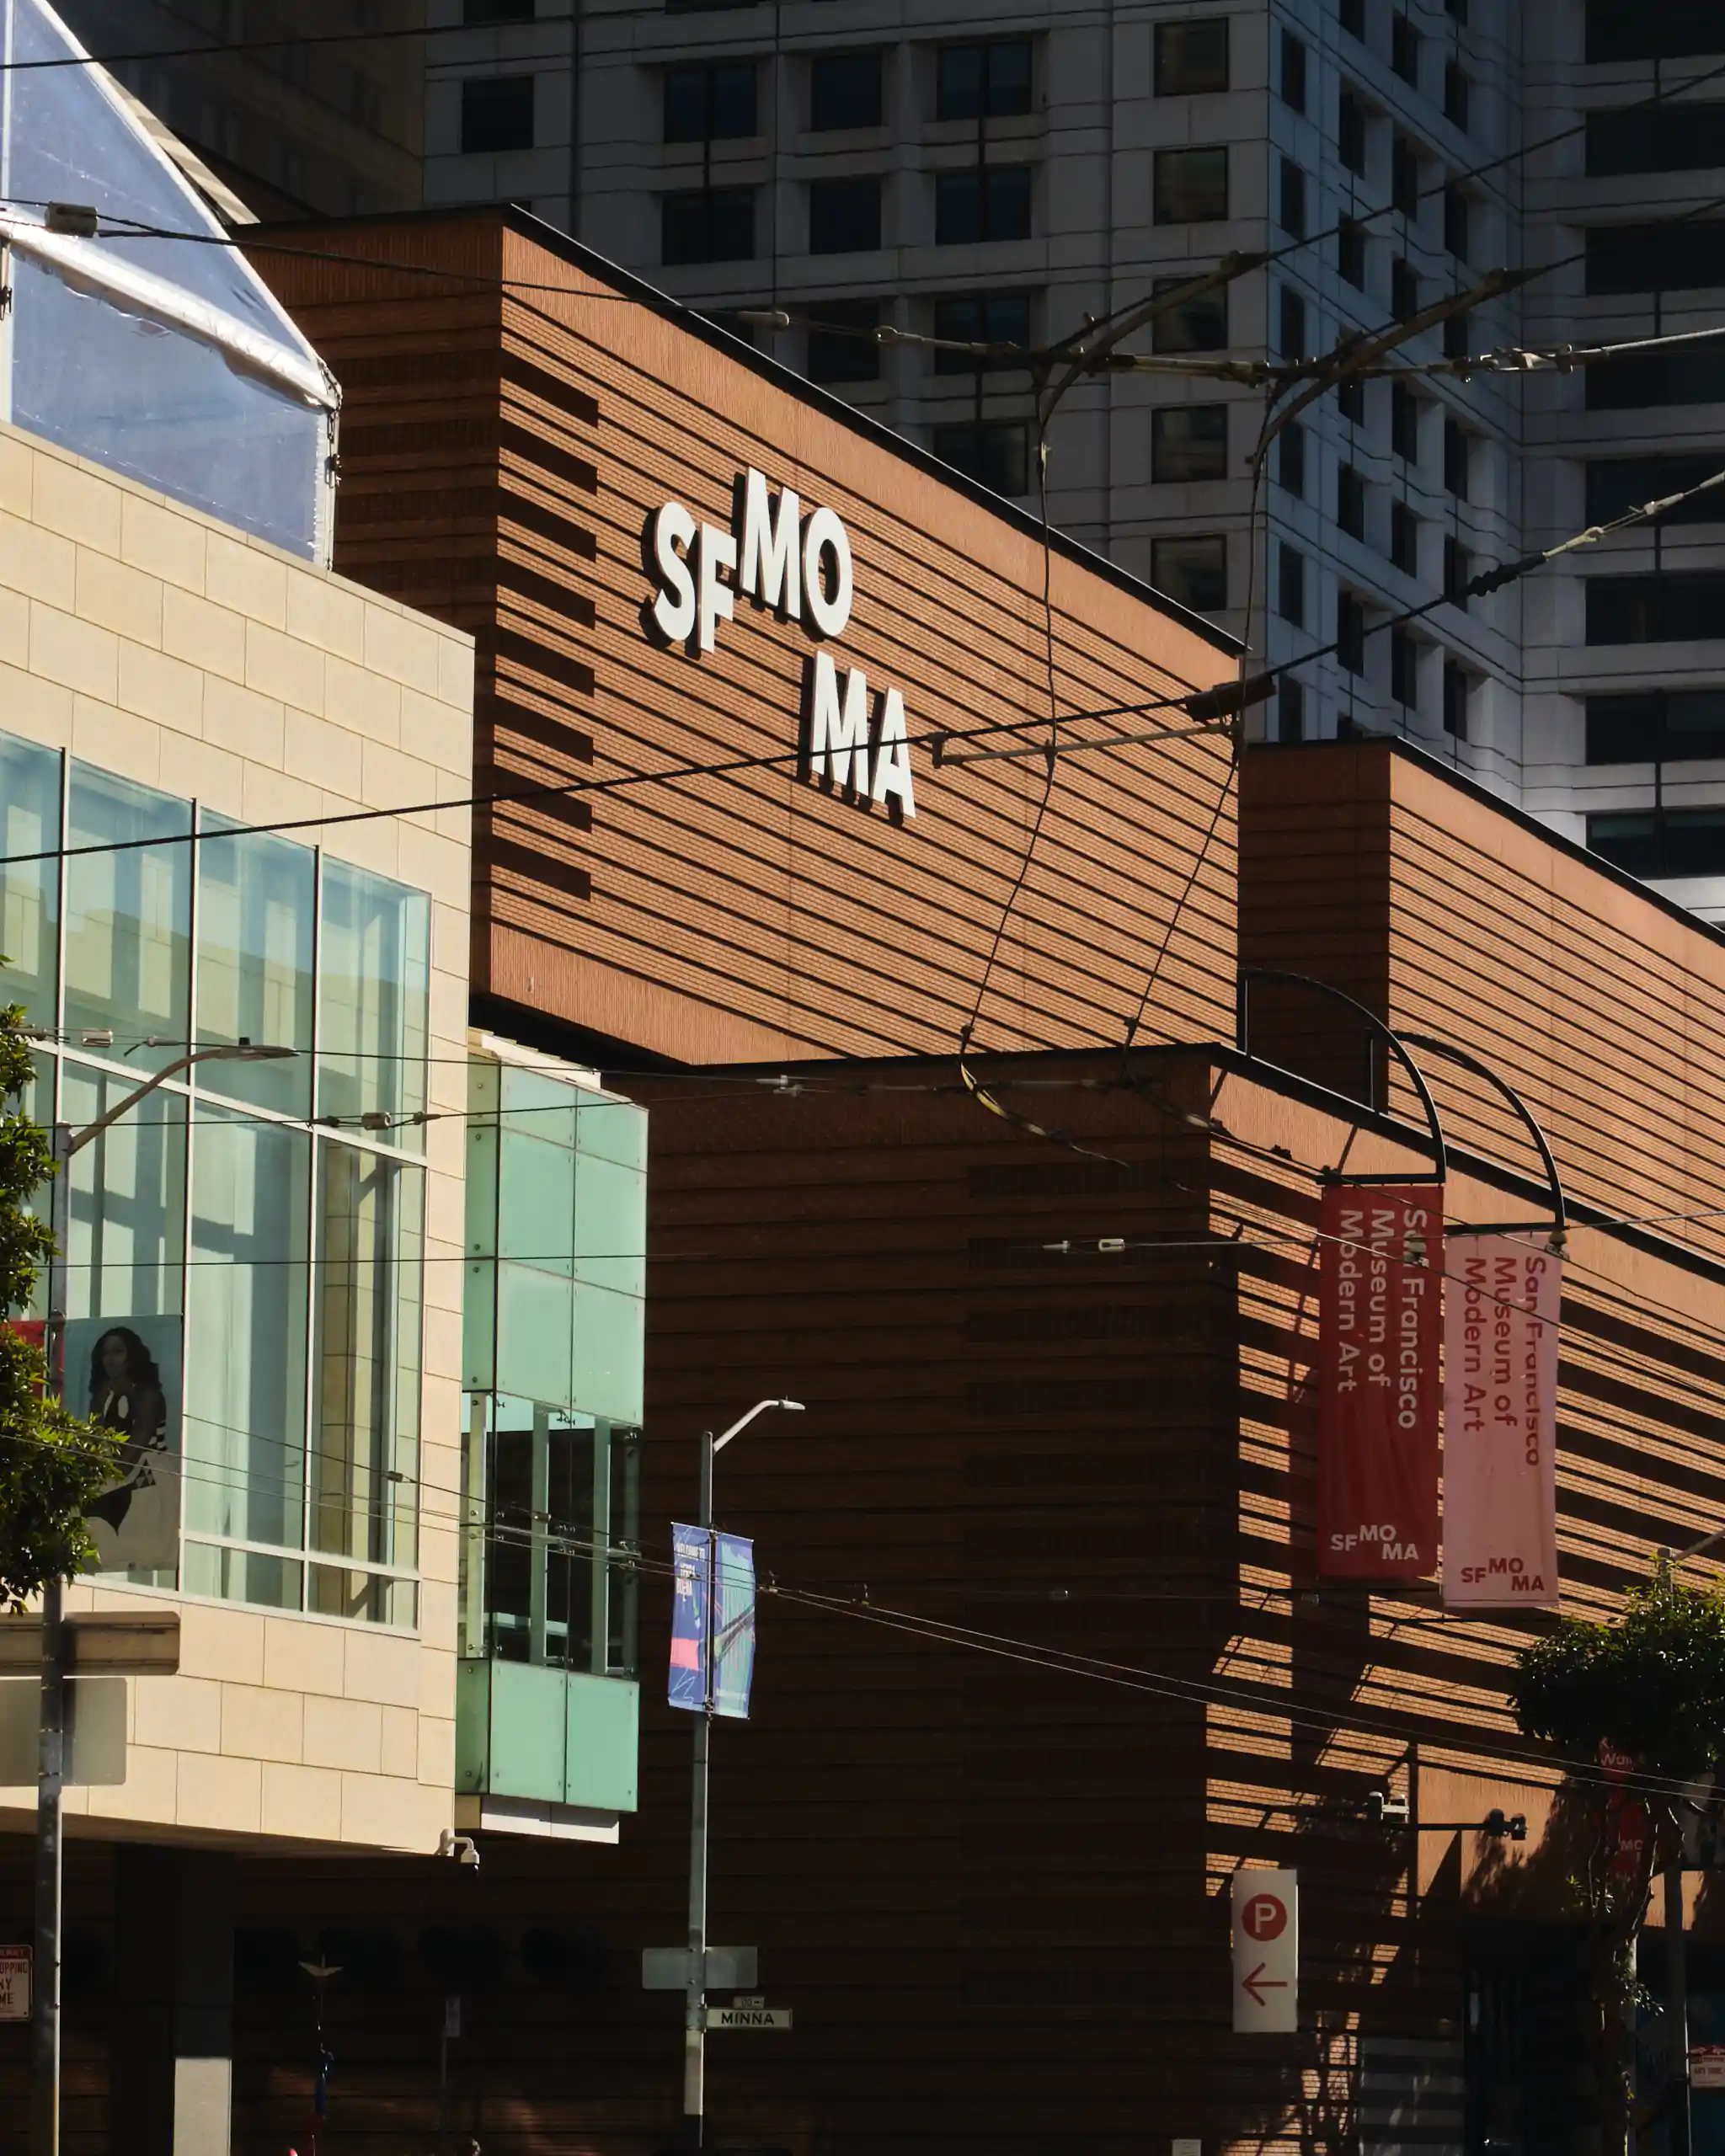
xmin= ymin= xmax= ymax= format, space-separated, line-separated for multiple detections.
xmin=1441 ymin=1238 xmax=1560 ymax=1608
xmin=1317 ymin=1185 xmax=1442 ymax=1579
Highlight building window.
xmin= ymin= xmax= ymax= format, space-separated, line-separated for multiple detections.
xmin=1338 ymin=590 xmax=1366 ymax=673
xmin=1587 ymin=221 xmax=1725 ymax=295
xmin=933 ymin=419 xmax=1029 ymax=496
xmin=937 ymin=40 xmax=1033 ymax=121
xmin=1586 ymin=0 xmax=1725 ymax=63
xmin=1587 ymin=688 xmax=1725 ymax=763
xmin=1391 ymin=499 xmax=1418 ymax=573
xmin=1279 ymin=157 xmax=1307 ymax=238
xmin=1392 ymin=134 xmax=1419 ymax=214
xmin=1589 ymin=808 xmax=1725 ymax=879
xmin=807 ymin=298 xmax=882 ymax=383
xmin=1278 ymin=676 xmax=1306 ymax=742
xmin=811 ymin=51 xmax=884 ymax=131
xmin=461 ymin=75 xmax=533 ymax=154
xmin=1444 ymin=309 xmax=1471 ymax=360
xmin=1587 ymin=104 xmax=1725 ymax=177
xmin=1444 ymin=182 xmax=1471 ymax=259
xmin=1443 ymin=659 xmax=1470 ymax=739
xmin=1151 ymin=403 xmax=1229 ymax=483
xmin=1587 ymin=571 xmax=1725 ymax=643
xmin=809 ymin=175 xmax=883 ymax=253
xmin=661 ymin=187 xmax=755 ymax=264
xmin=1444 ymin=416 xmax=1469 ymax=495
xmin=1391 ymin=256 xmax=1418 ymax=320
xmin=466 ymin=0 xmax=533 ymax=17
xmin=1339 ymin=89 xmax=1367 ymax=178
xmin=1391 ymin=627 xmax=1418 ymax=707
xmin=1152 ymin=279 xmax=1227 ymax=351
xmin=1446 ymin=0 xmax=1467 ymax=19
xmin=1444 ymin=535 xmax=1470 ymax=606
xmin=1588 ymin=341 xmax=1725 ymax=408
xmin=1338 ymin=463 xmax=1366 ymax=538
xmin=1391 ymin=13 xmax=1420 ymax=83
xmin=1278 ymin=283 xmax=1308 ymax=360
xmin=1282 ymin=29 xmax=1308 ymax=113
xmin=936 ymin=167 xmax=1032 ymax=244
xmin=1278 ymin=542 xmax=1306 ymax=627
xmin=1338 ymin=376 xmax=1366 ymax=424
xmin=1156 ymin=147 xmax=1230 ymax=222
xmin=1155 ymin=20 xmax=1230 ymax=94
xmin=1340 ymin=0 xmax=1367 ymax=40
xmin=1338 ymin=218 xmax=1366 ymax=288
xmin=665 ymin=61 xmax=757 ymax=141
xmin=932 ymin=291 xmax=1032 ymax=370
xmin=1391 ymin=382 xmax=1419 ymax=461
xmin=1154 ymin=535 xmax=1229 ymax=612
xmin=1279 ymin=420 xmax=1307 ymax=499
xmin=1586 ymin=454 xmax=1725 ymax=527
xmin=1445 ymin=61 xmax=1470 ymax=132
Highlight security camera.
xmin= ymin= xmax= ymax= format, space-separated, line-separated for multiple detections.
xmin=437 ymin=1828 xmax=481 ymax=1870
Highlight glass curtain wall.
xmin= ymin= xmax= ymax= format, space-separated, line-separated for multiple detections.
xmin=0 ymin=729 xmax=430 ymax=1627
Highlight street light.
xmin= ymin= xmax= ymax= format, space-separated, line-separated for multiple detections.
xmin=32 ymin=1038 xmax=295 ymax=2156
xmin=684 ymin=1398 xmax=803 ymax=2148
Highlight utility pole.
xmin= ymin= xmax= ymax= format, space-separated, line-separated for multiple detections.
xmin=1669 ymin=1855 xmax=1693 ymax=2156
xmin=29 ymin=1041 xmax=293 ymax=2156
xmin=682 ymin=1398 xmax=802 ymax=2148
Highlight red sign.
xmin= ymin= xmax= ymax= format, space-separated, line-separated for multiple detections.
xmin=1240 ymin=1892 xmax=1288 ymax=1942
xmin=1442 ymin=1239 xmax=1560 ymax=1608
xmin=1317 ymin=1185 xmax=1442 ymax=1579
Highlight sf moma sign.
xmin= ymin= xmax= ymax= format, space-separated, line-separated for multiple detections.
xmin=644 ymin=469 xmax=917 ymax=819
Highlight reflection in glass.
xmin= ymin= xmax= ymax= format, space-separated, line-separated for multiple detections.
xmin=195 ymin=814 xmax=314 ymax=1115
xmin=64 ymin=763 xmax=191 ymax=1074
xmin=318 ymin=862 xmax=430 ymax=1143
xmin=184 ymin=1108 xmax=308 ymax=1550
xmin=309 ymin=1566 xmax=416 ymax=1628
xmin=312 ymin=1145 xmax=422 ymax=1577
xmin=0 ymin=731 xmax=61 ymax=1031
xmin=182 ymin=1541 xmax=302 ymax=1611
xmin=61 ymin=1061 xmax=185 ymax=1321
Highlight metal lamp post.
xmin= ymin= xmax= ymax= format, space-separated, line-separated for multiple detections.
xmin=684 ymin=1397 xmax=803 ymax=2148
xmin=31 ymin=1039 xmax=295 ymax=2156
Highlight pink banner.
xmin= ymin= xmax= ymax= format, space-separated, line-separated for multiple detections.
xmin=1441 ymin=1237 xmax=1561 ymax=1607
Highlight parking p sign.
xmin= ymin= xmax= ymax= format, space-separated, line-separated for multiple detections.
xmin=1231 ymin=1869 xmax=1296 ymax=2034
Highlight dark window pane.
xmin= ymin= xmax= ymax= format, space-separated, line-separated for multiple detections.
xmin=665 ymin=61 xmax=757 ymax=141
xmin=1278 ymin=284 xmax=1307 ymax=360
xmin=809 ymin=176 xmax=882 ymax=253
xmin=937 ymin=40 xmax=1033 ymax=121
xmin=661 ymin=187 xmax=755 ymax=265
xmin=1664 ymin=810 xmax=1725 ymax=876
xmin=1339 ymin=90 xmax=1367 ymax=177
xmin=1282 ymin=30 xmax=1308 ymax=113
xmin=1444 ymin=307 xmax=1471 ymax=359
xmin=1444 ymin=660 xmax=1470 ymax=739
xmin=1588 ymin=340 xmax=1725 ymax=408
xmin=1391 ymin=499 xmax=1418 ymax=573
xmin=1338 ymin=463 xmax=1366 ymax=537
xmin=1445 ymin=183 xmax=1471 ymax=259
xmin=466 ymin=0 xmax=533 ymax=21
xmin=1278 ymin=542 xmax=1306 ymax=626
xmin=1585 ymin=454 xmax=1725 ymax=526
xmin=1586 ymin=692 xmax=1660 ymax=763
xmin=1587 ymin=221 xmax=1725 ymax=294
xmin=807 ymin=298 xmax=881 ymax=383
xmin=665 ymin=67 xmax=710 ymax=142
xmin=1444 ymin=417 xmax=1469 ymax=495
xmin=1391 ymin=255 xmax=1418 ymax=320
xmin=1338 ymin=590 xmax=1365 ymax=673
xmin=1154 ymin=535 xmax=1229 ymax=613
xmin=1338 ymin=376 xmax=1365 ymax=424
xmin=1444 ymin=535 xmax=1470 ymax=606
xmin=1340 ymin=0 xmax=1366 ymax=38
xmin=1391 ymin=382 xmax=1418 ymax=461
xmin=1279 ymin=421 xmax=1306 ymax=499
xmin=1391 ymin=627 xmax=1417 ymax=706
xmin=1279 ymin=157 xmax=1307 ymax=239
xmin=1338 ymin=218 xmax=1366 ymax=286
xmin=1664 ymin=688 xmax=1725 ymax=755
xmin=1586 ymin=572 xmax=1725 ymax=643
xmin=932 ymin=421 xmax=1029 ymax=496
xmin=710 ymin=64 xmax=758 ymax=137
xmin=1391 ymin=13 xmax=1420 ymax=84
xmin=1151 ymin=403 xmax=1229 ymax=483
xmin=1445 ymin=61 xmax=1470 ymax=131
xmin=1392 ymin=134 xmax=1418 ymax=213
xmin=1589 ymin=813 xmax=1661 ymax=878
xmin=1153 ymin=278 xmax=1227 ymax=352
xmin=1278 ymin=677 xmax=1306 ymax=742
xmin=461 ymin=75 xmax=533 ymax=154
xmin=936 ymin=167 xmax=1032 ymax=244
xmin=811 ymin=52 xmax=883 ymax=131
xmin=1156 ymin=21 xmax=1230 ymax=94
xmin=1586 ymin=0 xmax=1725 ymax=63
xmin=1156 ymin=147 xmax=1229 ymax=222
xmin=932 ymin=292 xmax=1032 ymax=371
xmin=1588 ymin=104 xmax=1725 ymax=176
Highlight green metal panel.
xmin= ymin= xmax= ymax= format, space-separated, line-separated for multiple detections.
xmin=454 ymin=1657 xmax=494 ymax=1793
xmin=573 ymin=1150 xmax=645 ymax=1298
xmin=495 ymin=1259 xmax=574 ymax=1410
xmin=486 ymin=1657 xmax=569 ymax=1801
xmin=499 ymin=1126 xmax=576 ymax=1277
xmin=577 ymin=1096 xmax=648 ymax=1172
xmin=564 ymin=1670 xmax=639 ymax=1812
xmin=572 ymin=1281 xmax=645 ymax=1427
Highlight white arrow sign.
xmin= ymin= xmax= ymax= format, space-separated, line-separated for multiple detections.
xmin=1231 ymin=1867 xmax=1297 ymax=2034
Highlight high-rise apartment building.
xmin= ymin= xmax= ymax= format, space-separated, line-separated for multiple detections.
xmin=418 ymin=0 xmax=1725 ymax=915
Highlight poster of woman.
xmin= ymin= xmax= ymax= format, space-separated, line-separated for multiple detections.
xmin=63 ymin=1314 xmax=183 ymax=1574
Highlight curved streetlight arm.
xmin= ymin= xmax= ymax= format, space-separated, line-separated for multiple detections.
xmin=61 ymin=1043 xmax=296 ymax=1159
xmin=712 ymin=1396 xmax=806 ymax=1456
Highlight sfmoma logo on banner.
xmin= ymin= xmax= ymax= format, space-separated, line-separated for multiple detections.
xmin=645 ymin=468 xmax=916 ymax=819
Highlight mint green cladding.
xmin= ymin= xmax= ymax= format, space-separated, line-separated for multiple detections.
xmin=456 ymin=1659 xmax=640 ymax=1813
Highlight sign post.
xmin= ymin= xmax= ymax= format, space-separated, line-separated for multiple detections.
xmin=1231 ymin=1869 xmax=1297 ymax=2036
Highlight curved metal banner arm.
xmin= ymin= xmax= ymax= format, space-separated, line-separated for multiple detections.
xmin=1236 ymin=967 xmax=1447 ymax=1186
xmin=1396 ymin=1030 xmax=1567 ymax=1253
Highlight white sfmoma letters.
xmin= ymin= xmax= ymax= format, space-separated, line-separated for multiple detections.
xmin=646 ymin=467 xmax=916 ymax=819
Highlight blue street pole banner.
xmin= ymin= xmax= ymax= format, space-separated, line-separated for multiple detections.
xmin=669 ymin=1523 xmax=710 ymax=1712
xmin=712 ymin=1532 xmax=756 ymax=1721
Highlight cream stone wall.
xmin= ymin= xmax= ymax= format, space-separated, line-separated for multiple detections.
xmin=0 ymin=419 xmax=474 ymax=1856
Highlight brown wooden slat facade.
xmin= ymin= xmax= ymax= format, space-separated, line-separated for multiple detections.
xmin=252 ymin=208 xmax=1240 ymax=1070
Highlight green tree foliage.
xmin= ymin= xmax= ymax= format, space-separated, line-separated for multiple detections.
xmin=0 ymin=1006 xmax=120 ymax=1604
xmin=1509 ymin=1566 xmax=1725 ymax=2154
